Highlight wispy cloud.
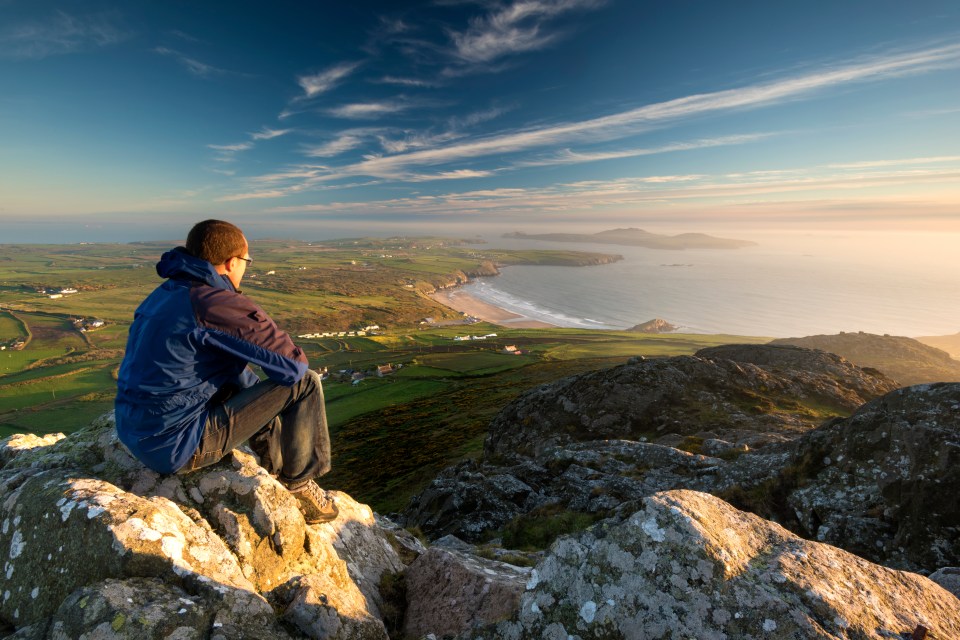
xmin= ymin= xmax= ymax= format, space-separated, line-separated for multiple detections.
xmin=328 ymin=100 xmax=410 ymax=119
xmin=377 ymin=75 xmax=440 ymax=87
xmin=377 ymin=130 xmax=461 ymax=154
xmin=827 ymin=155 xmax=960 ymax=169
xmin=154 ymin=47 xmax=235 ymax=78
xmin=207 ymin=128 xmax=291 ymax=164
xmin=448 ymin=105 xmax=512 ymax=129
xmin=520 ymin=133 xmax=778 ymax=167
xmin=167 ymin=29 xmax=202 ymax=44
xmin=325 ymin=42 xmax=960 ymax=178
xmin=409 ymin=169 xmax=495 ymax=181
xmin=265 ymin=157 xmax=960 ymax=218
xmin=448 ymin=0 xmax=604 ymax=64
xmin=0 ymin=11 xmax=129 ymax=59
xmin=209 ymin=142 xmax=254 ymax=152
xmin=297 ymin=62 xmax=361 ymax=98
xmin=208 ymin=141 xmax=253 ymax=162
xmin=218 ymin=190 xmax=289 ymax=202
xmin=303 ymin=134 xmax=364 ymax=157
xmin=217 ymin=177 xmax=382 ymax=202
xmin=250 ymin=127 xmax=292 ymax=140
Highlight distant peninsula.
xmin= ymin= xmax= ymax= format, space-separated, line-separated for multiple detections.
xmin=504 ymin=228 xmax=757 ymax=250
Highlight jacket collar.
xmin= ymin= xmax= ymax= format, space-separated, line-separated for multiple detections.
xmin=156 ymin=246 xmax=236 ymax=292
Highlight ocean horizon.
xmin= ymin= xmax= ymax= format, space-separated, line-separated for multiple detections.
xmin=461 ymin=231 xmax=960 ymax=339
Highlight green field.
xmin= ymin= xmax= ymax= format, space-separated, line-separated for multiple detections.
xmin=0 ymin=239 xmax=768 ymax=512
xmin=0 ymin=311 xmax=28 ymax=342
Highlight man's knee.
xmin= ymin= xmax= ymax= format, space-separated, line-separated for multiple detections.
xmin=296 ymin=369 xmax=323 ymax=399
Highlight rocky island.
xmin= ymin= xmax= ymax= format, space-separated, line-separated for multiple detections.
xmin=627 ymin=318 xmax=678 ymax=333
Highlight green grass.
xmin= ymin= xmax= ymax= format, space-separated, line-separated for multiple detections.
xmin=0 ymin=397 xmax=114 ymax=438
xmin=0 ymin=365 xmax=116 ymax=414
xmin=325 ymin=378 xmax=449 ymax=427
xmin=416 ymin=351 xmax=535 ymax=374
xmin=0 ymin=348 xmax=68 ymax=375
xmin=0 ymin=360 xmax=111 ymax=385
xmin=501 ymin=504 xmax=604 ymax=550
xmin=0 ymin=311 xmax=28 ymax=341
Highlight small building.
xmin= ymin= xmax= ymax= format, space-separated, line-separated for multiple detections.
xmin=48 ymin=293 xmax=63 ymax=299
xmin=376 ymin=364 xmax=395 ymax=377
xmin=503 ymin=345 xmax=523 ymax=355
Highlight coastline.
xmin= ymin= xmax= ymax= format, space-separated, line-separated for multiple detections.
xmin=429 ymin=287 xmax=557 ymax=329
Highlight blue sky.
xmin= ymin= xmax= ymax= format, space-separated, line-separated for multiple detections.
xmin=2 ymin=0 xmax=960 ymax=241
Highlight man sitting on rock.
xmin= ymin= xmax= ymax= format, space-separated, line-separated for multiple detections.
xmin=115 ymin=219 xmax=338 ymax=524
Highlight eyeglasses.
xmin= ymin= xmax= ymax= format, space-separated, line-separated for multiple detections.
xmin=237 ymin=256 xmax=253 ymax=266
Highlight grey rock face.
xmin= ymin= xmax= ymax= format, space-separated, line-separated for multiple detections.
xmin=929 ymin=567 xmax=960 ymax=600
xmin=404 ymin=547 xmax=531 ymax=638
xmin=404 ymin=441 xmax=723 ymax=542
xmin=785 ymin=382 xmax=960 ymax=571
xmin=463 ymin=490 xmax=960 ymax=640
xmin=47 ymin=578 xmax=221 ymax=640
xmin=0 ymin=416 xmax=408 ymax=639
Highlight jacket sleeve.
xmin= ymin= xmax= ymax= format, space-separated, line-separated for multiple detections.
xmin=190 ymin=287 xmax=309 ymax=386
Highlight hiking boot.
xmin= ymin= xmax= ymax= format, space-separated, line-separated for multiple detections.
xmin=288 ymin=480 xmax=338 ymax=524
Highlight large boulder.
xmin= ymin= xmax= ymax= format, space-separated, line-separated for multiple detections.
xmin=484 ymin=346 xmax=896 ymax=462
xmin=0 ymin=414 xmax=409 ymax=639
xmin=784 ymin=382 xmax=960 ymax=571
xmin=404 ymin=547 xmax=530 ymax=638
xmin=461 ymin=490 xmax=960 ymax=640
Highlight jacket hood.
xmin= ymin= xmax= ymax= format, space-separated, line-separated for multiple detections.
xmin=156 ymin=247 xmax=235 ymax=291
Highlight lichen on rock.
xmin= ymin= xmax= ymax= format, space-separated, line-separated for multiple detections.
xmin=0 ymin=415 xmax=409 ymax=639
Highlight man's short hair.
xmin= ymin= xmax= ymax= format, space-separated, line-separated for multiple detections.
xmin=186 ymin=220 xmax=246 ymax=265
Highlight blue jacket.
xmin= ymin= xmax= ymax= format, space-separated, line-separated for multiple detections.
xmin=115 ymin=247 xmax=309 ymax=474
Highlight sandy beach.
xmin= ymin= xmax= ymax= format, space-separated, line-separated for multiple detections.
xmin=429 ymin=288 xmax=557 ymax=328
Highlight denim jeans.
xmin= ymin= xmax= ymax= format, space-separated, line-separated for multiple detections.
xmin=177 ymin=370 xmax=331 ymax=489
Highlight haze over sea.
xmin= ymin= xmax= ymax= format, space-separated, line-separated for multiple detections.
xmin=463 ymin=231 xmax=960 ymax=338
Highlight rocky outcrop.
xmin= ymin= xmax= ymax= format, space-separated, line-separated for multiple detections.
xmin=772 ymin=331 xmax=960 ymax=385
xmin=782 ymin=382 xmax=960 ymax=571
xmin=627 ymin=318 xmax=677 ymax=333
xmin=403 ymin=346 xmax=960 ymax=579
xmin=0 ymin=414 xmax=411 ymax=639
xmin=484 ymin=345 xmax=896 ymax=462
xmin=403 ymin=440 xmax=724 ymax=542
xmin=459 ymin=490 xmax=960 ymax=639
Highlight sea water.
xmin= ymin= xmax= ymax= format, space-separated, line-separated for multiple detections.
xmin=462 ymin=231 xmax=960 ymax=338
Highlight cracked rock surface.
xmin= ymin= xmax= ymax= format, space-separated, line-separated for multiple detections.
xmin=461 ymin=490 xmax=960 ymax=640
